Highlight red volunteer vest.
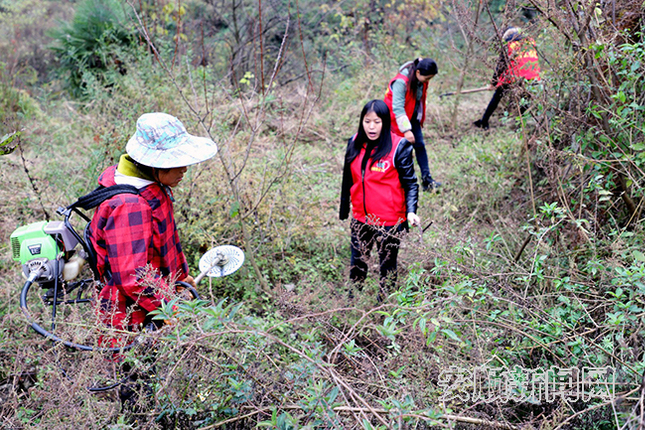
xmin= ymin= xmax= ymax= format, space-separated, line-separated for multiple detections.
xmin=349 ymin=133 xmax=407 ymax=226
xmin=498 ymin=38 xmax=541 ymax=86
xmin=384 ymin=72 xmax=428 ymax=136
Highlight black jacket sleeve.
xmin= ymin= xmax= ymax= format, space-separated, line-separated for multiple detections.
xmin=492 ymin=35 xmax=528 ymax=85
xmin=394 ymin=139 xmax=419 ymax=215
xmin=339 ymin=138 xmax=354 ymax=220
xmin=491 ymin=50 xmax=508 ymax=86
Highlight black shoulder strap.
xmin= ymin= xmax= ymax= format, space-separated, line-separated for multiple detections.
xmin=67 ymin=184 xmax=140 ymax=211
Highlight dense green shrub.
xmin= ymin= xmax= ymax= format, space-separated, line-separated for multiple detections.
xmin=49 ymin=0 xmax=139 ymax=98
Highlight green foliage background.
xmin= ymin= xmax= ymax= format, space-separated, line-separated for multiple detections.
xmin=0 ymin=0 xmax=644 ymax=428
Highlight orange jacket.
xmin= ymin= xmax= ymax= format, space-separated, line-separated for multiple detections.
xmin=497 ymin=37 xmax=541 ymax=86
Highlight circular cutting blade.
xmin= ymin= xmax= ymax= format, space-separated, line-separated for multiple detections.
xmin=198 ymin=245 xmax=245 ymax=278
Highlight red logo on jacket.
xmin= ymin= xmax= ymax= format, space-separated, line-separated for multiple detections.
xmin=371 ymin=160 xmax=391 ymax=173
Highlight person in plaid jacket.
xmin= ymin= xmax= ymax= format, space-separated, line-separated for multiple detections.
xmin=88 ymin=113 xmax=217 ymax=342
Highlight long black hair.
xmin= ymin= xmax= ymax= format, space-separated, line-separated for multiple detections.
xmin=346 ymin=100 xmax=392 ymax=167
xmin=401 ymin=57 xmax=438 ymax=94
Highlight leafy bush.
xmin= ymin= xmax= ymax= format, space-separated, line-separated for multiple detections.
xmin=49 ymin=0 xmax=139 ymax=98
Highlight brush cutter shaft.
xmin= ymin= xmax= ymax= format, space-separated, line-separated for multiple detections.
xmin=194 ymin=252 xmax=228 ymax=284
xmin=439 ymin=86 xmax=490 ymax=98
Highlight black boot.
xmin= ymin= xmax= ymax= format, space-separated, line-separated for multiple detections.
xmin=422 ymin=176 xmax=442 ymax=192
xmin=473 ymin=119 xmax=489 ymax=130
xmin=475 ymin=86 xmax=506 ymax=130
xmin=119 ymin=362 xmax=155 ymax=415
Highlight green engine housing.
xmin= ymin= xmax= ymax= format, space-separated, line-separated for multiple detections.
xmin=11 ymin=221 xmax=66 ymax=284
xmin=11 ymin=221 xmax=60 ymax=264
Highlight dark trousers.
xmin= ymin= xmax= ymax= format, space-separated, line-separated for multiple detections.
xmin=411 ymin=120 xmax=432 ymax=181
xmin=479 ymin=85 xmax=508 ymax=126
xmin=350 ymin=219 xmax=404 ymax=301
xmin=480 ymin=83 xmax=531 ymax=126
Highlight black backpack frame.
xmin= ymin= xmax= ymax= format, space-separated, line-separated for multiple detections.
xmin=57 ymin=184 xmax=140 ymax=279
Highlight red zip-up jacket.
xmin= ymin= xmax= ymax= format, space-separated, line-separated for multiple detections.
xmin=384 ymin=72 xmax=428 ymax=136
xmin=88 ymin=165 xmax=189 ymax=332
xmin=339 ymin=133 xmax=419 ymax=227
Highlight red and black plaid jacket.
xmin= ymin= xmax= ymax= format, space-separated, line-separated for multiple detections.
xmin=88 ymin=166 xmax=190 ymax=332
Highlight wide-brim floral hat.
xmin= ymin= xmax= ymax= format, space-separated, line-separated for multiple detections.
xmin=126 ymin=112 xmax=218 ymax=168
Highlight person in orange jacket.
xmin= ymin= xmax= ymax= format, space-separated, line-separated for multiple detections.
xmin=474 ymin=27 xmax=541 ymax=130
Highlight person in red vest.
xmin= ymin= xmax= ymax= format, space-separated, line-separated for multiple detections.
xmin=384 ymin=58 xmax=440 ymax=191
xmin=339 ymin=100 xmax=421 ymax=302
xmin=474 ymin=27 xmax=541 ymax=130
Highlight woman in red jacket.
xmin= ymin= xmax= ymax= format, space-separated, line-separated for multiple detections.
xmin=384 ymin=58 xmax=440 ymax=191
xmin=339 ymin=100 xmax=421 ymax=302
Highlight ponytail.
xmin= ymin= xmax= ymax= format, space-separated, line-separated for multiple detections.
xmin=404 ymin=58 xmax=438 ymax=93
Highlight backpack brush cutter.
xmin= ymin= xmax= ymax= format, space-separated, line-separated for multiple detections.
xmin=10 ymin=190 xmax=244 ymax=393
xmin=10 ymin=213 xmax=122 ymax=352
xmin=11 ymin=203 xmax=245 ymax=352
